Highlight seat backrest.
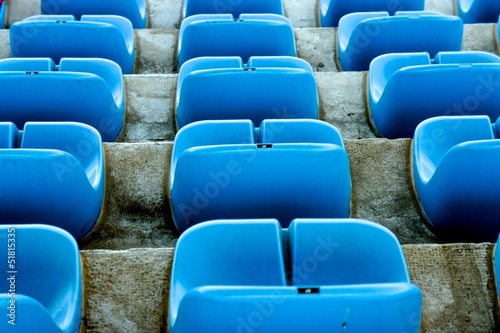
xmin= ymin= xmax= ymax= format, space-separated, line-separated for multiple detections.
xmin=0 ymin=123 xmax=19 ymax=149
xmin=183 ymin=0 xmax=284 ymax=18
xmin=169 ymin=220 xmax=286 ymax=321
xmin=338 ymin=11 xmax=463 ymax=71
xmin=319 ymin=0 xmax=425 ymax=27
xmin=0 ymin=122 xmax=105 ymax=240
xmin=10 ymin=15 xmax=135 ymax=74
xmin=22 ymin=122 xmax=104 ymax=187
xmin=289 ymin=219 xmax=410 ymax=286
xmin=413 ymin=116 xmax=494 ymax=184
xmin=368 ymin=51 xmax=500 ymax=138
xmin=41 ymin=0 xmax=147 ymax=28
xmin=176 ymin=56 xmax=318 ymax=128
xmin=0 ymin=58 xmax=125 ymax=141
xmin=178 ymin=14 xmax=296 ymax=66
xmin=0 ymin=225 xmax=82 ymax=333
xmin=170 ymin=120 xmax=351 ymax=232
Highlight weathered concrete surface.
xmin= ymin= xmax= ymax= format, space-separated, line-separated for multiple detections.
xmin=404 ymin=243 xmax=499 ymax=332
xmin=346 ymin=139 xmax=439 ymax=244
xmin=462 ymin=24 xmax=497 ymax=54
xmin=135 ymin=30 xmax=178 ymax=74
xmin=79 ymin=243 xmax=499 ymax=332
xmin=0 ymin=30 xmax=9 ymax=59
xmin=147 ymin=0 xmax=182 ymax=30
xmin=80 ymin=142 xmax=178 ymax=250
xmin=316 ymin=71 xmax=375 ymax=139
xmin=296 ymin=28 xmax=338 ymax=72
xmin=81 ymin=248 xmax=173 ymax=333
xmin=122 ymin=74 xmax=177 ymax=141
xmin=426 ymin=0 xmax=455 ymax=15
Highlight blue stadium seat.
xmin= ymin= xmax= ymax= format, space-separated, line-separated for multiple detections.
xmin=183 ymin=0 xmax=284 ymax=18
xmin=10 ymin=15 xmax=135 ymax=74
xmin=0 ymin=225 xmax=82 ymax=333
xmin=170 ymin=219 xmax=422 ymax=333
xmin=0 ymin=58 xmax=125 ymax=142
xmin=412 ymin=116 xmax=500 ymax=242
xmin=337 ymin=11 xmax=463 ymax=71
xmin=41 ymin=0 xmax=147 ymax=28
xmin=178 ymin=14 xmax=296 ymax=67
xmin=169 ymin=119 xmax=351 ymax=233
xmin=0 ymin=1 xmax=5 ymax=29
xmin=0 ymin=122 xmax=105 ymax=240
xmin=458 ymin=0 xmax=500 ymax=23
xmin=0 ymin=123 xmax=19 ymax=148
xmin=176 ymin=56 xmax=318 ymax=128
xmin=368 ymin=51 xmax=500 ymax=138
xmin=319 ymin=0 xmax=424 ymax=27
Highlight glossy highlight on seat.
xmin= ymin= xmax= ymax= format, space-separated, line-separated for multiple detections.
xmin=10 ymin=15 xmax=136 ymax=74
xmin=0 ymin=58 xmax=125 ymax=142
xmin=169 ymin=119 xmax=351 ymax=233
xmin=183 ymin=0 xmax=284 ymax=18
xmin=337 ymin=11 xmax=463 ymax=71
xmin=170 ymin=219 xmax=422 ymax=332
xmin=0 ymin=1 xmax=5 ymax=29
xmin=412 ymin=116 xmax=500 ymax=242
xmin=368 ymin=51 xmax=500 ymax=138
xmin=0 ymin=225 xmax=82 ymax=333
xmin=178 ymin=14 xmax=296 ymax=67
xmin=176 ymin=56 xmax=318 ymax=128
xmin=41 ymin=0 xmax=147 ymax=28
xmin=319 ymin=0 xmax=424 ymax=27
xmin=0 ymin=122 xmax=105 ymax=240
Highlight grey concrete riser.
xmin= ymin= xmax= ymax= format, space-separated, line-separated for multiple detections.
xmin=0 ymin=24 xmax=498 ymax=74
xmin=4 ymin=0 xmax=463 ymax=29
xmin=83 ymin=139 xmax=436 ymax=251
xmin=80 ymin=243 xmax=497 ymax=333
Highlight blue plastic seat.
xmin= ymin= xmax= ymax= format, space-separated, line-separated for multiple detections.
xmin=41 ymin=0 xmax=146 ymax=28
xmin=176 ymin=56 xmax=318 ymax=128
xmin=458 ymin=0 xmax=500 ymax=23
xmin=0 ymin=1 xmax=5 ymax=29
xmin=178 ymin=14 xmax=296 ymax=67
xmin=0 ymin=122 xmax=105 ymax=240
xmin=319 ymin=0 xmax=424 ymax=27
xmin=170 ymin=219 xmax=422 ymax=333
xmin=368 ymin=51 xmax=500 ymax=138
xmin=10 ymin=15 xmax=135 ymax=74
xmin=0 ymin=58 xmax=125 ymax=142
xmin=0 ymin=225 xmax=82 ymax=333
xmin=412 ymin=116 xmax=500 ymax=242
xmin=169 ymin=119 xmax=351 ymax=233
xmin=183 ymin=0 xmax=284 ymax=18
xmin=337 ymin=11 xmax=463 ymax=71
